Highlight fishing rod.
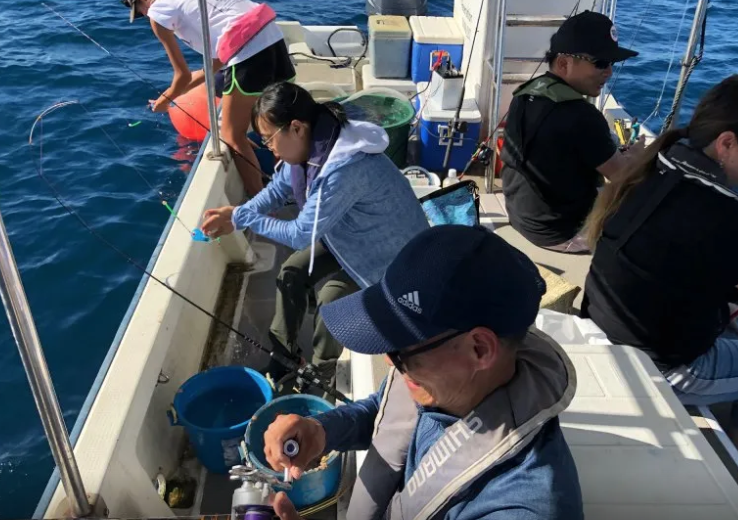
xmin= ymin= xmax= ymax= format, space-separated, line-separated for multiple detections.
xmin=27 ymin=104 xmax=352 ymax=405
xmin=459 ymin=0 xmax=584 ymax=181
xmin=35 ymin=5 xmax=355 ymax=402
xmin=42 ymin=2 xmax=272 ymax=182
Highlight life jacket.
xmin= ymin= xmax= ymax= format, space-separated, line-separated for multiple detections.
xmin=500 ymin=72 xmax=585 ymax=203
xmin=216 ymin=3 xmax=277 ymax=64
xmin=602 ymin=139 xmax=738 ymax=255
xmin=346 ymin=329 xmax=577 ymax=520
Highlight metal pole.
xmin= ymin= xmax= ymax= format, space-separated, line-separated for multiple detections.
xmin=597 ymin=0 xmax=616 ymax=112
xmin=486 ymin=0 xmax=507 ymax=193
xmin=197 ymin=0 xmax=224 ymax=159
xmin=667 ymin=0 xmax=708 ymax=130
xmin=608 ymin=0 xmax=617 ymax=21
xmin=0 ymin=212 xmax=90 ymax=517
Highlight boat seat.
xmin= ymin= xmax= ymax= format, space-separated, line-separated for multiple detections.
xmin=288 ymin=41 xmax=316 ymax=63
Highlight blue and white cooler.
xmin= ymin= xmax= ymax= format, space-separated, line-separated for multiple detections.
xmin=409 ymin=16 xmax=464 ymax=83
xmin=415 ymin=82 xmax=482 ymax=172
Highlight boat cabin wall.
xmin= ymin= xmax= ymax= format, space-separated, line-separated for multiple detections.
xmin=454 ymin=0 xmax=609 ymax=138
xmin=40 ymin=143 xmax=253 ymax=518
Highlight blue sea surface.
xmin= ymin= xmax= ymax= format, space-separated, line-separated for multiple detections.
xmin=0 ymin=0 xmax=733 ymax=518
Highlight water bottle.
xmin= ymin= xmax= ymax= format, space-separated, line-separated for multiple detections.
xmin=443 ymin=168 xmax=460 ymax=187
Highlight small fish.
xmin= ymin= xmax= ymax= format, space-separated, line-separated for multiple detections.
xmin=191 ymin=229 xmax=210 ymax=242
xmin=128 ymin=121 xmax=142 ymax=127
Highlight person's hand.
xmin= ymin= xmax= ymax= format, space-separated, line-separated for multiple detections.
xmin=149 ymin=96 xmax=170 ymax=113
xmin=624 ymin=135 xmax=646 ymax=158
xmin=263 ymin=414 xmax=326 ymax=480
xmin=271 ymin=492 xmax=303 ymax=520
xmin=201 ymin=206 xmax=235 ymax=238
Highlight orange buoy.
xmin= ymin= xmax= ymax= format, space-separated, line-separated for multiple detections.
xmin=494 ymin=121 xmax=506 ymax=177
xmin=168 ymin=84 xmax=221 ymax=142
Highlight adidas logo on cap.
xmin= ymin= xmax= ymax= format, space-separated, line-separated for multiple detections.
xmin=398 ymin=291 xmax=422 ymax=314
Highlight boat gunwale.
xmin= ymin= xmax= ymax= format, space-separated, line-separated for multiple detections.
xmin=33 ymin=132 xmax=211 ymax=518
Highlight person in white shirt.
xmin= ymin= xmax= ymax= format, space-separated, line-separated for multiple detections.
xmin=122 ymin=0 xmax=295 ymax=196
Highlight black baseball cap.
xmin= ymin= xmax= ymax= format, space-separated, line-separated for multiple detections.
xmin=550 ymin=11 xmax=638 ymax=62
xmin=121 ymin=0 xmax=143 ymax=23
xmin=319 ymin=225 xmax=546 ymax=355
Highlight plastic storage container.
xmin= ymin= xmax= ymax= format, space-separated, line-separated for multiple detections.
xmin=409 ymin=16 xmax=464 ymax=83
xmin=168 ymin=366 xmax=273 ymax=474
xmin=296 ymin=63 xmax=357 ymax=96
xmin=417 ymin=83 xmax=482 ymax=172
xmin=369 ymin=15 xmax=412 ymax=79
xmin=361 ymin=64 xmax=417 ymax=99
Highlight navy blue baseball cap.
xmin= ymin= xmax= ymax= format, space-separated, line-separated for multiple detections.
xmin=320 ymin=225 xmax=546 ymax=355
xmin=550 ymin=11 xmax=638 ymax=62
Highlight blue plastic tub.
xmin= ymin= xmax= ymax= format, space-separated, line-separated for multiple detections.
xmin=169 ymin=366 xmax=274 ymax=474
xmin=245 ymin=395 xmax=342 ymax=509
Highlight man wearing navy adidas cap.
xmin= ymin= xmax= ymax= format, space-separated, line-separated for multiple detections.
xmin=263 ymin=225 xmax=583 ymax=520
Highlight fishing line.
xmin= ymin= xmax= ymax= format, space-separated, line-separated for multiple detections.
xmin=27 ymin=107 xmax=349 ymax=403
xmin=462 ymin=0 xmax=583 ymax=182
xmin=642 ymin=0 xmax=693 ymax=127
xmin=42 ymin=1 xmax=271 ymax=180
xmin=601 ymin=0 xmax=657 ymax=110
xmin=31 ymin=101 xmax=196 ymax=238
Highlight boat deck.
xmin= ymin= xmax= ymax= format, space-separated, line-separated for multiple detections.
xmin=186 ymin=208 xmax=351 ymax=519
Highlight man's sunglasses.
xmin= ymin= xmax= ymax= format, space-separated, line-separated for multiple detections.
xmin=387 ymin=330 xmax=466 ymax=374
xmin=561 ymin=53 xmax=614 ymax=70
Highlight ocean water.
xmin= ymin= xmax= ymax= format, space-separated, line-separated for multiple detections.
xmin=0 ymin=0 xmax=732 ymax=518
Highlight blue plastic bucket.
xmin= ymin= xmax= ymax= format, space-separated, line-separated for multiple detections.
xmin=245 ymin=395 xmax=342 ymax=509
xmin=169 ymin=366 xmax=274 ymax=474
xmin=247 ymin=131 xmax=276 ymax=175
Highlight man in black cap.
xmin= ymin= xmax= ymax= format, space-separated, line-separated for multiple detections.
xmin=501 ymin=10 xmax=645 ymax=254
xmin=260 ymin=225 xmax=583 ymax=520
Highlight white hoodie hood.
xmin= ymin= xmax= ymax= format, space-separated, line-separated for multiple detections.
xmin=308 ymin=120 xmax=391 ymax=275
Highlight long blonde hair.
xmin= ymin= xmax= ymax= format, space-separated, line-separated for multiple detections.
xmin=584 ymin=75 xmax=738 ymax=249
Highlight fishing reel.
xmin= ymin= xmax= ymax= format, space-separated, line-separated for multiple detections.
xmin=269 ymin=349 xmax=351 ymax=404
xmin=229 ymin=460 xmax=292 ymax=520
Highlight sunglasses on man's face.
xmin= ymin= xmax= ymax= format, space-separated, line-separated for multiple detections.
xmin=562 ymin=53 xmax=614 ymax=70
xmin=387 ymin=330 xmax=466 ymax=374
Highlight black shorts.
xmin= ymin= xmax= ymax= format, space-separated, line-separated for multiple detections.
xmin=222 ymin=39 xmax=296 ymax=96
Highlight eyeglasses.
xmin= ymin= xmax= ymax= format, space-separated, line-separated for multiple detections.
xmin=561 ymin=53 xmax=613 ymax=70
xmin=387 ymin=330 xmax=466 ymax=374
xmin=260 ymin=125 xmax=287 ymax=148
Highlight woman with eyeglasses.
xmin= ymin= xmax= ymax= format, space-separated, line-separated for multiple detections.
xmin=201 ymin=81 xmax=429 ymax=386
xmin=121 ymin=0 xmax=295 ymax=197
xmin=583 ymin=75 xmax=738 ymax=406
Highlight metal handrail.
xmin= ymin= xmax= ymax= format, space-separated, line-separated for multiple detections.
xmin=0 ymin=211 xmax=91 ymax=517
xmin=197 ymin=0 xmax=224 ymax=159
